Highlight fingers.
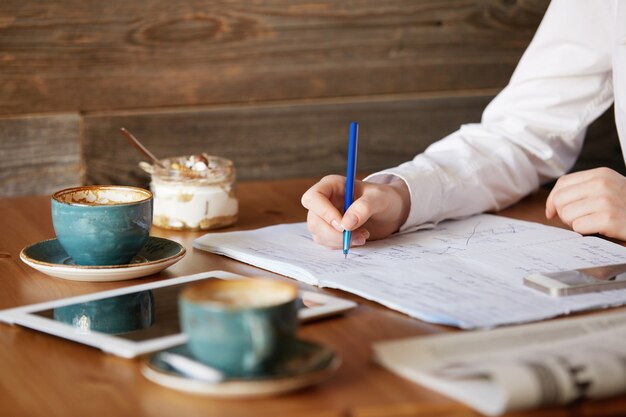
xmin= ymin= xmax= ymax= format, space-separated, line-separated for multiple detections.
xmin=303 ymin=175 xmax=371 ymax=248
xmin=545 ymin=183 xmax=560 ymax=219
xmin=547 ymin=182 xmax=592 ymax=221
xmin=570 ymin=212 xmax=608 ymax=235
xmin=341 ymin=189 xmax=386 ymax=231
xmin=557 ymin=195 xmax=615 ymax=227
xmin=301 ymin=175 xmax=345 ymax=232
xmin=546 ymin=168 xmax=620 ymax=219
xmin=302 ymin=175 xmax=409 ymax=247
xmin=546 ymin=174 xmax=585 ymax=218
xmin=570 ymin=210 xmax=626 ymax=239
xmin=302 ymin=175 xmax=375 ymax=233
xmin=307 ymin=211 xmax=342 ymax=249
xmin=546 ymin=167 xmax=626 ymax=240
xmin=307 ymin=211 xmax=369 ymax=249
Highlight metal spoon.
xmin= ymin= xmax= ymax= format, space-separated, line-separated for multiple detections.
xmin=157 ymin=351 xmax=225 ymax=383
xmin=120 ymin=127 xmax=166 ymax=169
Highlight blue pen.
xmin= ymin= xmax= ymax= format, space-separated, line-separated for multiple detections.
xmin=343 ymin=122 xmax=359 ymax=259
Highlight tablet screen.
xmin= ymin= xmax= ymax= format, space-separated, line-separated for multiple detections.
xmin=0 ymin=271 xmax=356 ymax=357
xmin=34 ymin=283 xmax=186 ymax=341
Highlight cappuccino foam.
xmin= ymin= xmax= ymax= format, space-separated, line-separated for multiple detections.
xmin=182 ymin=279 xmax=296 ymax=309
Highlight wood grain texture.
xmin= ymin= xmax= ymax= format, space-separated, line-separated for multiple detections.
xmin=0 ymin=179 xmax=624 ymax=416
xmin=0 ymin=114 xmax=81 ymax=197
xmin=3 ymin=0 xmax=621 ymax=198
xmin=0 ymin=0 xmax=549 ymax=115
xmin=82 ymin=93 xmax=492 ymax=186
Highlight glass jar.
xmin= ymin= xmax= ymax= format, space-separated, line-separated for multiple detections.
xmin=143 ymin=154 xmax=238 ymax=231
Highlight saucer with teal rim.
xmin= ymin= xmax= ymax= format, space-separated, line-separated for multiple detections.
xmin=141 ymin=339 xmax=340 ymax=397
xmin=20 ymin=236 xmax=185 ymax=282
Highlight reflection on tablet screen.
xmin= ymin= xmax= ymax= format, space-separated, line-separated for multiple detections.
xmin=35 ymin=283 xmax=186 ymax=341
xmin=33 ymin=281 xmax=333 ymax=342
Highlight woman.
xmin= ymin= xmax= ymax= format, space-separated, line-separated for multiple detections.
xmin=302 ymin=0 xmax=626 ymax=248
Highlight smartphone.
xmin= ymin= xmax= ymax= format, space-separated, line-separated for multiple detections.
xmin=524 ymin=263 xmax=626 ymax=297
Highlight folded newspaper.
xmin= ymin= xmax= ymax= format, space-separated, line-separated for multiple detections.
xmin=373 ymin=310 xmax=626 ymax=415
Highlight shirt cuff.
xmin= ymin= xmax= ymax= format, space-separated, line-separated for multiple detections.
xmin=364 ymin=158 xmax=444 ymax=234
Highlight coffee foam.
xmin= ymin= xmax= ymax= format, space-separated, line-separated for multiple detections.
xmin=183 ymin=279 xmax=296 ymax=309
xmin=54 ymin=186 xmax=151 ymax=206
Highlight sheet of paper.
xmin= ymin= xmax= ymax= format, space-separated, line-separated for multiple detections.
xmin=193 ymin=214 xmax=626 ymax=329
xmin=373 ymin=309 xmax=626 ymax=415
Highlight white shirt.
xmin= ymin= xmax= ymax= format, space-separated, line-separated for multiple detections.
xmin=367 ymin=0 xmax=626 ymax=233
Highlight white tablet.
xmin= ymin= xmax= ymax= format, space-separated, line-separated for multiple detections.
xmin=0 ymin=271 xmax=356 ymax=358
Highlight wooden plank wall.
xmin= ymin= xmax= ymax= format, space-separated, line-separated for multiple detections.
xmin=0 ymin=114 xmax=81 ymax=196
xmin=0 ymin=0 xmax=619 ymax=196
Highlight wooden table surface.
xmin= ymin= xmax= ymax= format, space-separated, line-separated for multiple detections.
xmin=1 ymin=177 xmax=625 ymax=417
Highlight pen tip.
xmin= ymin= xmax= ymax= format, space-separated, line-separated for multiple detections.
xmin=344 ymin=253 xmax=348 ymax=259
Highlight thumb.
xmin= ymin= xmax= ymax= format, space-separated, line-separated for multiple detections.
xmin=341 ymin=195 xmax=379 ymax=231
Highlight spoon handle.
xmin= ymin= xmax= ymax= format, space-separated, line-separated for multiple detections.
xmin=157 ymin=351 xmax=224 ymax=383
xmin=120 ymin=128 xmax=165 ymax=168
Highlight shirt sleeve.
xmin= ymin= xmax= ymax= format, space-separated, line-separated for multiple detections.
xmin=366 ymin=0 xmax=616 ymax=233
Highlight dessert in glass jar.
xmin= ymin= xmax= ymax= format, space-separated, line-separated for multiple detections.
xmin=141 ymin=154 xmax=238 ymax=231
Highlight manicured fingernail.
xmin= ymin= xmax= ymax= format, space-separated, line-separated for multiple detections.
xmin=361 ymin=230 xmax=370 ymax=240
xmin=341 ymin=213 xmax=358 ymax=230
xmin=331 ymin=219 xmax=343 ymax=232
xmin=352 ymin=237 xmax=366 ymax=246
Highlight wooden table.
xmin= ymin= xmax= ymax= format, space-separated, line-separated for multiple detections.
xmin=1 ymin=178 xmax=625 ymax=417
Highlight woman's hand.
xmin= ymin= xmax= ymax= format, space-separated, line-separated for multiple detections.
xmin=546 ymin=167 xmax=626 ymax=240
xmin=301 ymin=175 xmax=410 ymax=249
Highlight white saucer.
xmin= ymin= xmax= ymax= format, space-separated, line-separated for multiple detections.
xmin=141 ymin=340 xmax=340 ymax=398
xmin=20 ymin=237 xmax=185 ymax=282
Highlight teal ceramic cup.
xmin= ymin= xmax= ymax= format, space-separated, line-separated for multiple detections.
xmin=53 ymin=290 xmax=155 ymax=334
xmin=51 ymin=186 xmax=153 ymax=266
xmin=179 ymin=279 xmax=299 ymax=376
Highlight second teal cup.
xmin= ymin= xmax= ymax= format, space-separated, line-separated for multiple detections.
xmin=51 ymin=185 xmax=153 ymax=266
xmin=179 ymin=279 xmax=299 ymax=376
